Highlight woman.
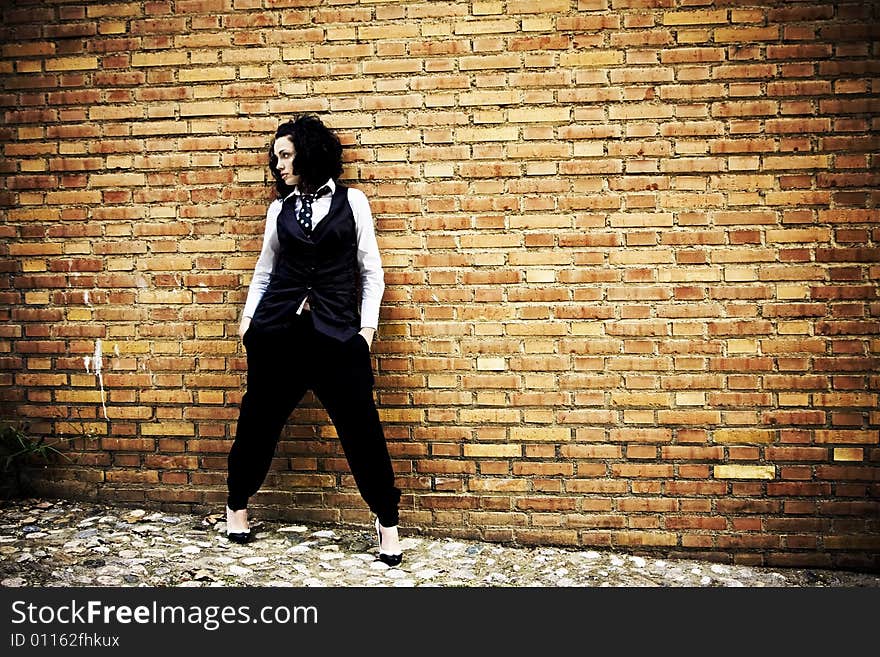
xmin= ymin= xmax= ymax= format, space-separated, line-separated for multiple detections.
xmin=225 ymin=114 xmax=402 ymax=566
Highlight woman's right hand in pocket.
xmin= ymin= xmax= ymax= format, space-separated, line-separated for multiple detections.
xmin=239 ymin=316 xmax=251 ymax=340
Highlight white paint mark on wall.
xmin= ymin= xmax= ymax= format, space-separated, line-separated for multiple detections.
xmin=138 ymin=361 xmax=155 ymax=385
xmin=83 ymin=290 xmax=91 ymax=306
xmin=93 ymin=339 xmax=109 ymax=421
xmin=84 ymin=355 xmax=91 ymax=374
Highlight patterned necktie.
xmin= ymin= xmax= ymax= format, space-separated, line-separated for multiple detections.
xmin=296 ymin=185 xmax=331 ymax=236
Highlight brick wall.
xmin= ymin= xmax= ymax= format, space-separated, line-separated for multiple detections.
xmin=1 ymin=0 xmax=878 ymax=571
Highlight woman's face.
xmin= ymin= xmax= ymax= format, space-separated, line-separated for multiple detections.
xmin=273 ymin=135 xmax=298 ymax=187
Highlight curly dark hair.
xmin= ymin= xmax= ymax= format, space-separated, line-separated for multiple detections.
xmin=268 ymin=114 xmax=343 ymax=198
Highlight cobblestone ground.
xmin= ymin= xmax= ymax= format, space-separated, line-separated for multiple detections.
xmin=1 ymin=498 xmax=878 ymax=588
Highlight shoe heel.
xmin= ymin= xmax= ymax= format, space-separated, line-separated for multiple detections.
xmin=375 ymin=518 xmax=403 ymax=567
xmin=226 ymin=506 xmax=252 ymax=544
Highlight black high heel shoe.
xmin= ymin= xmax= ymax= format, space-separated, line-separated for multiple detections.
xmin=375 ymin=518 xmax=402 ymax=567
xmin=226 ymin=506 xmax=252 ymax=544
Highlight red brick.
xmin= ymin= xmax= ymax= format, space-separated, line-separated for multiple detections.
xmin=1 ymin=2 xmax=877 ymax=571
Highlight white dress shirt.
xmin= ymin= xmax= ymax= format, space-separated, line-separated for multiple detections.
xmin=241 ymin=178 xmax=385 ymax=329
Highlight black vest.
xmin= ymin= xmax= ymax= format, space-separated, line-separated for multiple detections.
xmin=250 ymin=183 xmax=361 ymax=341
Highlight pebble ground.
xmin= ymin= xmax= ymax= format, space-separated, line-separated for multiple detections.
xmin=2 ymin=498 xmax=878 ymax=588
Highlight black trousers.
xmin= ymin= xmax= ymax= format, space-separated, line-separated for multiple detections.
xmin=226 ymin=311 xmax=401 ymax=527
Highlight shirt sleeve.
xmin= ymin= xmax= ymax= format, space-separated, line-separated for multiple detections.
xmin=242 ymin=200 xmax=281 ymax=320
xmin=349 ymin=188 xmax=385 ymax=329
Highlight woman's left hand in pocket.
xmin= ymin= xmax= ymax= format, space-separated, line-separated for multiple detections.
xmin=359 ymin=327 xmax=375 ymax=350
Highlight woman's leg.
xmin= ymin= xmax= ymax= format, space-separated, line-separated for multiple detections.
xmin=313 ymin=332 xmax=401 ymax=528
xmin=227 ymin=326 xmax=307 ymax=511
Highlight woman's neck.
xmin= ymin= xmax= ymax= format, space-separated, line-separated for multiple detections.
xmin=297 ymin=180 xmax=322 ymax=196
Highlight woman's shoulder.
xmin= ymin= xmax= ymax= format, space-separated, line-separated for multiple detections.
xmin=345 ymin=185 xmax=369 ymax=204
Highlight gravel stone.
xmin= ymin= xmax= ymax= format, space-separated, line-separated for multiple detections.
xmin=0 ymin=498 xmax=877 ymax=588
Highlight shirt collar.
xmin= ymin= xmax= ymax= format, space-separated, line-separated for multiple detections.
xmin=283 ymin=178 xmax=335 ymax=203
